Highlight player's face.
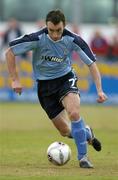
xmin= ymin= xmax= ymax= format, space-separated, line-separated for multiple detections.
xmin=47 ymin=21 xmax=65 ymax=41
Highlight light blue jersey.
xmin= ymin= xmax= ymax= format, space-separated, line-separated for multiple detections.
xmin=9 ymin=28 xmax=96 ymax=80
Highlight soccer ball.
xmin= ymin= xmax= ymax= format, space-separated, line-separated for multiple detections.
xmin=47 ymin=141 xmax=71 ymax=166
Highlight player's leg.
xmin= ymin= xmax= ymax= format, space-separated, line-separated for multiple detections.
xmin=54 ymin=115 xmax=101 ymax=151
xmin=62 ymin=92 xmax=93 ymax=168
xmin=52 ymin=109 xmax=101 ymax=151
xmin=57 ymin=110 xmax=101 ymax=151
xmin=51 ymin=109 xmax=71 ymax=137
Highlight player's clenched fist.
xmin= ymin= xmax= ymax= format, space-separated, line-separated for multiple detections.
xmin=97 ymin=91 xmax=108 ymax=103
xmin=11 ymin=79 xmax=22 ymax=95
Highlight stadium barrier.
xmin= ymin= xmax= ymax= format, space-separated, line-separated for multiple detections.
xmin=0 ymin=60 xmax=118 ymax=105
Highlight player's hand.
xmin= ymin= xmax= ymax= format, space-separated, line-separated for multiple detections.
xmin=97 ymin=91 xmax=108 ymax=103
xmin=11 ymin=79 xmax=22 ymax=95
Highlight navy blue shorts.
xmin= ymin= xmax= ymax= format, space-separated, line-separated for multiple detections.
xmin=37 ymin=71 xmax=80 ymax=119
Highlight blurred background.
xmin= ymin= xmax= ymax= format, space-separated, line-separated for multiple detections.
xmin=0 ymin=0 xmax=118 ymax=104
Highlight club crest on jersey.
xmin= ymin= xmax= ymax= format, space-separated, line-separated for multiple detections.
xmin=63 ymin=48 xmax=68 ymax=55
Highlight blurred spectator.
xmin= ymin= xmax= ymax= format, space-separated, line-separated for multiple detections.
xmin=1 ymin=18 xmax=27 ymax=61
xmin=3 ymin=18 xmax=22 ymax=46
xmin=90 ymin=30 xmax=109 ymax=60
xmin=108 ymin=34 xmax=118 ymax=62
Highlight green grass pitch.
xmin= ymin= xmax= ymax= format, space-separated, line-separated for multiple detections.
xmin=0 ymin=102 xmax=118 ymax=180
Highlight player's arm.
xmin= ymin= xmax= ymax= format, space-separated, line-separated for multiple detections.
xmin=6 ymin=48 xmax=22 ymax=94
xmin=88 ymin=62 xmax=107 ymax=103
xmin=72 ymin=35 xmax=107 ymax=103
xmin=6 ymin=33 xmax=38 ymax=94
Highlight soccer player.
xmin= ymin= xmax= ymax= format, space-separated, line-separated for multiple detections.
xmin=6 ymin=10 xmax=107 ymax=168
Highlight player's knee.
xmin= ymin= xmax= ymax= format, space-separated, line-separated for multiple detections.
xmin=69 ymin=110 xmax=80 ymax=120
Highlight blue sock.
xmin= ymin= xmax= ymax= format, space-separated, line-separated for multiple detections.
xmin=71 ymin=118 xmax=87 ymax=160
xmin=68 ymin=124 xmax=91 ymax=141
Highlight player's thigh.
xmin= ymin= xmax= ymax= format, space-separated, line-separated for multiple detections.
xmin=52 ymin=110 xmax=70 ymax=136
xmin=62 ymin=92 xmax=80 ymax=117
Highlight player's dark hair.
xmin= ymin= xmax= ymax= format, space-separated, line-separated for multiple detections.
xmin=46 ymin=9 xmax=66 ymax=25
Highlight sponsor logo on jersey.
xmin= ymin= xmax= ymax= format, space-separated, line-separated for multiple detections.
xmin=41 ymin=56 xmax=63 ymax=62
